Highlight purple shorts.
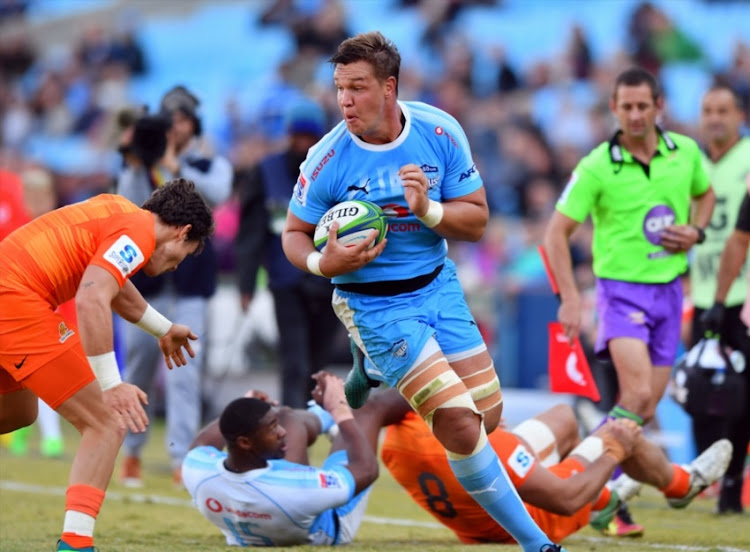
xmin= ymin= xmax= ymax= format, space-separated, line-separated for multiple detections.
xmin=595 ymin=277 xmax=682 ymax=367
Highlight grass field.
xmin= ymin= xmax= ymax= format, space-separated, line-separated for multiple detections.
xmin=0 ymin=419 xmax=748 ymax=552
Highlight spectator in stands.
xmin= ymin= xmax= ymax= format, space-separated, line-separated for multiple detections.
xmin=627 ymin=2 xmax=702 ymax=74
xmin=690 ymin=83 xmax=750 ymax=514
xmin=116 ymin=85 xmax=233 ymax=488
xmin=235 ymin=99 xmax=342 ymax=409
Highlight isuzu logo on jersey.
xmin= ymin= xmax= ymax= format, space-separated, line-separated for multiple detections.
xmin=311 ymin=149 xmax=335 ymax=181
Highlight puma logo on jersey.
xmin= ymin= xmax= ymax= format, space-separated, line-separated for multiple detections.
xmin=347 ymin=179 xmax=370 ymax=195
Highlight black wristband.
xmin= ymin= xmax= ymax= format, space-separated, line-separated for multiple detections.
xmin=692 ymin=225 xmax=706 ymax=244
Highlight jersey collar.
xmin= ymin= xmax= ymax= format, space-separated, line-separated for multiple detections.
xmin=349 ymin=100 xmax=412 ymax=152
xmin=608 ymin=125 xmax=677 ymax=165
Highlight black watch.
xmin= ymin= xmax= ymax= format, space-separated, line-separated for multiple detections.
xmin=692 ymin=225 xmax=706 ymax=244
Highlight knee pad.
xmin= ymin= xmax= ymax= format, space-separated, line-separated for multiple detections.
xmin=512 ymin=418 xmax=560 ymax=467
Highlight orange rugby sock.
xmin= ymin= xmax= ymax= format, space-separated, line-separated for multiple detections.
xmin=61 ymin=484 xmax=105 ymax=548
xmin=660 ymin=464 xmax=691 ymax=498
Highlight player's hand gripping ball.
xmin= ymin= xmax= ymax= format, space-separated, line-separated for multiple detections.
xmin=314 ymin=200 xmax=388 ymax=251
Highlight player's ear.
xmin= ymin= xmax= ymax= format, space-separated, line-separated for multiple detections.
xmin=235 ymin=435 xmax=254 ymax=450
xmin=178 ymin=224 xmax=192 ymax=242
xmin=384 ymin=76 xmax=397 ymax=99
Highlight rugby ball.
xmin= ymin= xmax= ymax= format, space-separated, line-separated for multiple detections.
xmin=314 ymin=200 xmax=388 ymax=251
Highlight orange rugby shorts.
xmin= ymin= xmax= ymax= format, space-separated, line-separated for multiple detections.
xmin=0 ymin=285 xmax=94 ymax=408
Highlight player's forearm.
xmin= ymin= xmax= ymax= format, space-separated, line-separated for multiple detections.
xmin=336 ymin=418 xmax=379 ymax=493
xmin=75 ymin=296 xmax=116 ymax=356
xmin=281 ymin=229 xmax=316 ymax=273
xmin=428 ymin=199 xmax=488 ymax=242
xmin=111 ymin=280 xmax=149 ymax=323
xmin=691 ymin=187 xmax=716 ymax=231
xmin=714 ymin=231 xmax=750 ymax=303
xmin=559 ymin=457 xmax=619 ymax=513
xmin=543 ymin=228 xmax=580 ymax=304
xmin=189 ymin=419 xmax=225 ymax=450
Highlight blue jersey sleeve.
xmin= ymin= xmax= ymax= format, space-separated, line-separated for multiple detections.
xmin=431 ymin=109 xmax=482 ymax=199
xmin=289 ymin=125 xmax=347 ymax=225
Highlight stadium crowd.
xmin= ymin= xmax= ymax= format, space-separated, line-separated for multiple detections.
xmin=1 ymin=0 xmax=750 ymax=533
xmin=2 ymin=2 xmax=748 ymax=359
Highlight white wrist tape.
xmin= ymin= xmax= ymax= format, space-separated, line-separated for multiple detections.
xmin=306 ymin=251 xmax=326 ymax=277
xmin=136 ymin=304 xmax=172 ymax=338
xmin=417 ymin=200 xmax=444 ymax=228
xmin=87 ymin=352 xmax=122 ymax=391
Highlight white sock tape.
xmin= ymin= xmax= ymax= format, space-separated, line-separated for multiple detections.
xmin=136 ymin=304 xmax=172 ymax=338
xmin=87 ymin=352 xmax=122 ymax=391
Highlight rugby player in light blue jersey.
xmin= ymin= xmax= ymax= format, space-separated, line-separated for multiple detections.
xmin=282 ymin=31 xmax=564 ymax=552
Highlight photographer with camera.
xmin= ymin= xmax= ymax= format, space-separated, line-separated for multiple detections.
xmin=116 ymin=85 xmax=232 ymax=488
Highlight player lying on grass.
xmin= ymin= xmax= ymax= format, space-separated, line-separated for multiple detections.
xmin=382 ymin=401 xmax=732 ymax=544
xmin=181 ymin=372 xmax=407 ymax=547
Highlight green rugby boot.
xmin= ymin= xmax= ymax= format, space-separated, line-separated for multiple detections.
xmin=343 ymin=336 xmax=379 ymax=409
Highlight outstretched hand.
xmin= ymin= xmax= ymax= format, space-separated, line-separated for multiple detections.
xmin=104 ymin=383 xmax=149 ymax=433
xmin=158 ymin=323 xmax=198 ymax=369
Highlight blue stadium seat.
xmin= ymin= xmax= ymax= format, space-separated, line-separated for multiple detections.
xmin=26 ymin=0 xmax=116 ymax=24
xmin=660 ymin=63 xmax=713 ymax=124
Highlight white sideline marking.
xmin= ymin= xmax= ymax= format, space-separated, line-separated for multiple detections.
xmin=0 ymin=480 xmax=445 ymax=530
xmin=1 ymin=480 xmax=747 ymax=551
xmin=566 ymin=535 xmax=749 ymax=552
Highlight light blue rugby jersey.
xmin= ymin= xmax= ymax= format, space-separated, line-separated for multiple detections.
xmin=289 ymin=100 xmax=483 ymax=284
xmin=182 ymin=446 xmax=356 ymax=546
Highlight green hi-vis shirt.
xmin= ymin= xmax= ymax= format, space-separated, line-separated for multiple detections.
xmin=691 ymin=137 xmax=750 ymax=308
xmin=556 ymin=129 xmax=710 ymax=283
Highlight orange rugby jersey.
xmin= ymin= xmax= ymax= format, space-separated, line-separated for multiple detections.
xmin=381 ymin=412 xmax=541 ymax=544
xmin=0 ymin=194 xmax=155 ymax=307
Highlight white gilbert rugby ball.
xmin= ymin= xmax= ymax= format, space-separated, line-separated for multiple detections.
xmin=314 ymin=200 xmax=388 ymax=251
